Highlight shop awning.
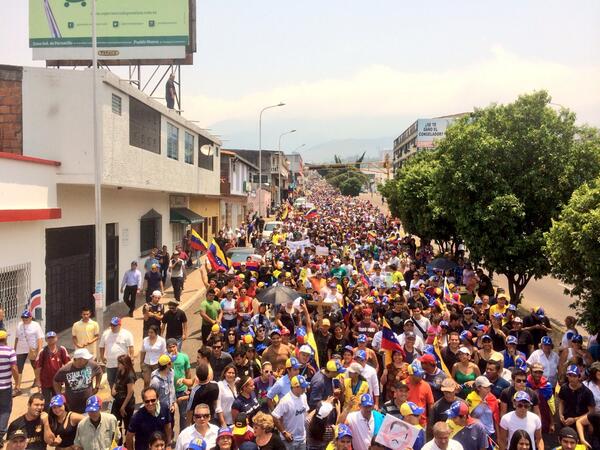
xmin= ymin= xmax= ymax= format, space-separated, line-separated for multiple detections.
xmin=170 ymin=208 xmax=205 ymax=224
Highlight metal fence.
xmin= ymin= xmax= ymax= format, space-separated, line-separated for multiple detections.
xmin=0 ymin=262 xmax=31 ymax=328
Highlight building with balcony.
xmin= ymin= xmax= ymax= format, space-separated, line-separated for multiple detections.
xmin=285 ymin=153 xmax=304 ymax=196
xmin=0 ymin=65 xmax=220 ymax=334
xmin=392 ymin=113 xmax=467 ymax=174
xmin=226 ymin=149 xmax=288 ymax=215
xmin=220 ymin=150 xmax=257 ymax=229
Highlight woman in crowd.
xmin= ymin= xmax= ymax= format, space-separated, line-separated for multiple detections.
xmin=111 ymin=354 xmax=137 ymax=435
xmin=140 ymin=325 xmax=167 ymax=388
xmin=217 ymin=364 xmax=238 ymax=427
xmin=43 ymin=394 xmax=84 ymax=449
xmin=252 ymin=412 xmax=285 ymax=450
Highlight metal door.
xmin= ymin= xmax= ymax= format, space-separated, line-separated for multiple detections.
xmin=106 ymin=223 xmax=119 ymax=306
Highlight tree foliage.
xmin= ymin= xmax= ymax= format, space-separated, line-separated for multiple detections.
xmin=339 ymin=176 xmax=363 ymax=196
xmin=379 ymin=150 xmax=457 ymax=249
xmin=545 ymin=178 xmax=600 ymax=333
xmin=435 ymin=90 xmax=600 ymax=303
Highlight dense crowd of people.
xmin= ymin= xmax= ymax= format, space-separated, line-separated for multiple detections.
xmin=1 ymin=178 xmax=599 ymax=450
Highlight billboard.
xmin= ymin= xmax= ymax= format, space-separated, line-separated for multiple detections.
xmin=416 ymin=118 xmax=452 ymax=148
xmin=29 ymin=0 xmax=191 ymax=63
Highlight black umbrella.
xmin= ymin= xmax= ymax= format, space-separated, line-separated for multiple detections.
xmin=256 ymin=284 xmax=300 ymax=305
xmin=429 ymin=257 xmax=458 ymax=272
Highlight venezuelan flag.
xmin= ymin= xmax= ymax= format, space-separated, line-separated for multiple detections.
xmin=367 ymin=230 xmax=377 ymax=241
xmin=304 ymin=208 xmax=318 ymax=219
xmin=281 ymin=204 xmax=290 ymax=220
xmin=190 ymin=229 xmax=209 ymax=252
xmin=209 ymin=239 xmax=231 ymax=271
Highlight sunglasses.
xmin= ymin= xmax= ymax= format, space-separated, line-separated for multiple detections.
xmin=533 ymin=370 xmax=544 ymax=374
xmin=263 ymin=370 xmax=272 ymax=374
xmin=144 ymin=398 xmax=157 ymax=404
xmin=194 ymin=414 xmax=210 ymax=419
xmin=213 ymin=346 xmax=222 ymax=349
xmin=516 ymin=403 xmax=529 ymax=409
xmin=515 ymin=379 xmax=526 ymax=384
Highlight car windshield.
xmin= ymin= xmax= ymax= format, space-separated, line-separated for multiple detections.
xmin=264 ymin=223 xmax=278 ymax=231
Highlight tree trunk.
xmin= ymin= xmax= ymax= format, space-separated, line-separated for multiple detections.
xmin=505 ymin=271 xmax=533 ymax=305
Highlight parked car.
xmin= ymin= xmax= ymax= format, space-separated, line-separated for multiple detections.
xmin=262 ymin=221 xmax=282 ymax=240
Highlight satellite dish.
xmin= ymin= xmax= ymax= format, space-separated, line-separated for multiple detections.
xmin=200 ymin=145 xmax=214 ymax=156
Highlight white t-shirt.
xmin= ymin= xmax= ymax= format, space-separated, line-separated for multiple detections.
xmin=142 ymin=336 xmax=167 ymax=365
xmin=175 ymin=423 xmax=219 ymax=450
xmin=346 ymin=410 xmax=374 ymax=450
xmin=99 ymin=328 xmax=134 ymax=368
xmin=412 ymin=316 xmax=431 ymax=340
xmin=583 ymin=380 xmax=600 ymax=413
xmin=220 ymin=299 xmax=237 ymax=321
xmin=15 ymin=321 xmax=44 ymax=355
xmin=500 ymin=411 xmax=541 ymax=450
xmin=216 ymin=380 xmax=237 ymax=425
xmin=272 ymin=392 xmax=308 ymax=441
xmin=361 ymin=363 xmax=380 ymax=398
xmin=526 ymin=350 xmax=559 ymax=385
xmin=422 ymin=438 xmax=463 ymax=450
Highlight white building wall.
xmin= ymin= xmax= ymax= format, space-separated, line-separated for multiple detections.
xmin=0 ymin=221 xmax=45 ymax=342
xmin=0 ymin=158 xmax=58 ymax=209
xmin=21 ymin=66 xmax=221 ymax=195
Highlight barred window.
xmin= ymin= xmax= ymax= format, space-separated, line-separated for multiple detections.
xmin=0 ymin=263 xmax=31 ymax=325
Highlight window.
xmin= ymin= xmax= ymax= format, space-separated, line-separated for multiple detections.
xmin=167 ymin=123 xmax=179 ymax=160
xmin=130 ymin=97 xmax=161 ymax=153
xmin=198 ymin=149 xmax=214 ymax=171
xmin=184 ymin=132 xmax=194 ymax=164
xmin=0 ymin=263 xmax=30 ymax=325
xmin=111 ymin=94 xmax=122 ymax=115
xmin=140 ymin=209 xmax=162 ymax=255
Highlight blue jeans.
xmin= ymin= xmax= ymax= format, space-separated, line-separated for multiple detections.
xmin=0 ymin=388 xmax=12 ymax=441
xmin=106 ymin=367 xmax=118 ymax=388
xmin=285 ymin=441 xmax=306 ymax=450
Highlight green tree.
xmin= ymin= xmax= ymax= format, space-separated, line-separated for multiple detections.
xmin=545 ymin=178 xmax=600 ymax=333
xmin=339 ymin=176 xmax=363 ymax=196
xmin=379 ymin=150 xmax=458 ymax=250
xmin=435 ymin=91 xmax=600 ymax=303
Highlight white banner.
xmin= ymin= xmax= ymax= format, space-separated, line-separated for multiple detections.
xmin=315 ymin=245 xmax=329 ymax=256
xmin=286 ymin=239 xmax=312 ymax=252
xmin=375 ymin=415 xmax=419 ymax=450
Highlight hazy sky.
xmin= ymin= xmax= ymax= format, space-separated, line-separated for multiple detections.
xmin=3 ymin=1 xmax=600 ymax=153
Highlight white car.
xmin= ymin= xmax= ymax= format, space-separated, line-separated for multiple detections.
xmin=293 ymin=197 xmax=307 ymax=208
xmin=262 ymin=221 xmax=283 ymax=240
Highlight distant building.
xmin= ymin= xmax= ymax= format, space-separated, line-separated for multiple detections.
xmin=392 ymin=113 xmax=467 ymax=174
xmin=220 ymin=150 xmax=257 ymax=229
xmin=285 ymin=153 xmax=304 ymax=194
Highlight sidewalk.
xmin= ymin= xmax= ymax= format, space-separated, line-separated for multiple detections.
xmin=9 ymin=259 xmax=208 ymax=421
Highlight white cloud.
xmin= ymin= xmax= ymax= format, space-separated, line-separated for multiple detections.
xmin=186 ymin=46 xmax=600 ymax=127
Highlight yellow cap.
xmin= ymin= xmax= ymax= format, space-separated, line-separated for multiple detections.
xmin=258 ymin=282 xmax=265 ymax=288
xmin=238 ymin=274 xmax=245 ymax=280
xmin=242 ymin=334 xmax=253 ymax=344
xmin=0 ymin=330 xmax=7 ymax=340
xmin=211 ymin=323 xmax=221 ymax=333
xmin=158 ymin=354 xmax=172 ymax=366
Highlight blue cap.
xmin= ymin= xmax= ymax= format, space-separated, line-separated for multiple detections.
xmin=535 ymin=307 xmax=545 ymax=317
xmin=85 ymin=395 xmax=102 ymax=412
xmin=45 ymin=331 xmax=57 ymax=338
xmin=513 ymin=391 xmax=532 ymax=403
xmin=474 ymin=298 xmax=483 ymax=305
xmin=506 ymin=335 xmax=518 ymax=345
xmin=49 ymin=394 xmax=65 ymax=408
xmin=286 ymin=357 xmax=302 ymax=369
xmin=355 ymin=349 xmax=367 ymax=361
xmin=514 ymin=356 xmax=527 ymax=371
xmin=187 ymin=438 xmax=207 ymax=450
xmin=290 ymin=375 xmax=310 ymax=389
xmin=480 ymin=334 xmax=492 ymax=341
xmin=343 ymin=345 xmax=354 ymax=354
xmin=541 ymin=336 xmax=553 ymax=346
xmin=110 ymin=317 xmax=121 ymax=326
xmin=400 ymin=401 xmax=425 ymax=417
xmin=566 ymin=365 xmax=580 ymax=377
xmin=357 ymin=334 xmax=367 ymax=344
xmin=572 ymin=334 xmax=583 ymax=343
xmin=113 ymin=447 xmax=127 ymax=450
xmin=408 ymin=360 xmax=425 ymax=378
xmin=460 ymin=330 xmax=472 ymax=341
xmin=493 ymin=312 xmax=504 ymax=320
xmin=360 ymin=393 xmax=374 ymax=407
xmin=270 ymin=327 xmax=281 ymax=335
xmin=445 ymin=400 xmax=469 ymax=418
xmin=337 ymin=424 xmax=353 ymax=440
xmin=507 ymin=304 xmax=517 ymax=311
xmin=440 ymin=320 xmax=449 ymax=328
xmin=21 ymin=310 xmax=31 ymax=319
xmin=565 ymin=331 xmax=575 ymax=341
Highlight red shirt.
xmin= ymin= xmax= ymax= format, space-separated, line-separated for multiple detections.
xmin=407 ymin=379 xmax=434 ymax=426
xmin=35 ymin=346 xmax=70 ymax=388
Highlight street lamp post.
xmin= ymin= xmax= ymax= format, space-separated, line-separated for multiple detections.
xmin=277 ymin=129 xmax=296 ymax=207
xmin=258 ymin=103 xmax=285 ymax=217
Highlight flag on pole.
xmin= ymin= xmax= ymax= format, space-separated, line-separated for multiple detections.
xmin=281 ymin=204 xmax=290 ymax=220
xmin=209 ymin=239 xmax=231 ymax=271
xmin=189 ymin=229 xmax=209 ymax=252
xmin=304 ymin=207 xmax=318 ymax=219
xmin=381 ymin=318 xmax=405 ymax=366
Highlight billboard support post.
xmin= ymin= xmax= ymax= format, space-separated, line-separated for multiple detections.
xmin=91 ymin=0 xmax=105 ymax=337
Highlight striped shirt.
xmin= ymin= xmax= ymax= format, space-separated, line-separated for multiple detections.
xmin=0 ymin=344 xmax=17 ymax=389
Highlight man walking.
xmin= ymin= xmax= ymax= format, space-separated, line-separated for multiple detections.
xmin=162 ymin=300 xmax=188 ymax=350
xmin=272 ymin=375 xmax=309 ymax=450
xmin=34 ymin=331 xmax=70 ymax=407
xmin=13 ymin=311 xmax=44 ymax=395
xmin=53 ymin=348 xmax=103 ymax=414
xmin=71 ymin=307 xmax=100 ymax=359
xmin=7 ymin=393 xmax=46 ymax=450
xmin=121 ymin=261 xmax=142 ymax=317
xmin=98 ymin=317 xmax=134 ymax=388
xmin=127 ymin=387 xmax=172 ymax=450
xmin=499 ymin=391 xmax=543 ymax=450
xmin=0 ymin=329 xmax=18 ymax=444
xmin=73 ymin=395 xmax=120 ymax=450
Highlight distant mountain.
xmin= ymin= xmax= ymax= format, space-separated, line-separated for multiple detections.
xmin=300 ymin=137 xmax=393 ymax=163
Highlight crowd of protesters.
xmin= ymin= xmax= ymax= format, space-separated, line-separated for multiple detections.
xmin=0 ymin=177 xmax=599 ymax=450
